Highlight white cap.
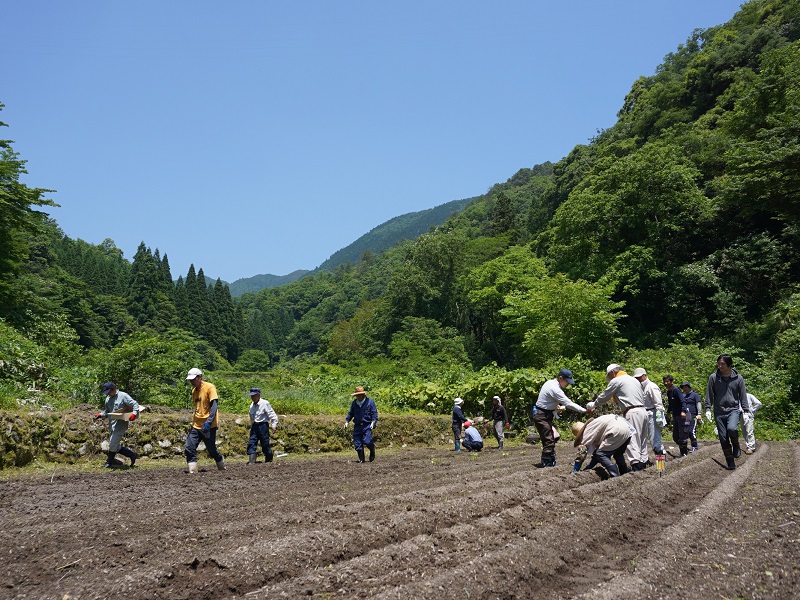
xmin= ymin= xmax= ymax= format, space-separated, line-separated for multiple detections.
xmin=454 ymin=397 xmax=464 ymax=406
xmin=606 ymin=363 xmax=622 ymax=374
xmin=633 ymin=368 xmax=647 ymax=378
xmin=186 ymin=367 xmax=203 ymax=380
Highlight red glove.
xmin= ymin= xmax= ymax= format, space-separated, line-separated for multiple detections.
xmin=504 ymin=423 xmax=510 ymax=429
xmin=129 ymin=413 xmax=137 ymax=422
xmin=94 ymin=413 xmax=102 ymax=420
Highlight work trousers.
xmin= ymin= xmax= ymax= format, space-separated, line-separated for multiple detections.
xmin=533 ymin=408 xmax=556 ymax=460
xmin=714 ymin=410 xmax=741 ymax=458
xmin=493 ymin=420 xmax=505 ymax=447
xmin=185 ymin=427 xmax=223 ymax=464
xmin=247 ymin=421 xmax=273 ymax=461
xmin=624 ymin=407 xmax=649 ymax=467
xmin=594 ymin=439 xmax=630 ymax=477
xmin=645 ymin=408 xmax=664 ymax=454
xmin=352 ymin=424 xmax=374 ymax=452
xmin=740 ymin=411 xmax=756 ymax=451
xmin=463 ymin=439 xmax=483 ymax=452
xmin=672 ymin=415 xmax=691 ymax=454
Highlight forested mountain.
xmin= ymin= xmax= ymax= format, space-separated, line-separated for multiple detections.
xmin=314 ymin=196 xmax=478 ymax=273
xmin=1 ymin=0 xmax=798 ymax=421
xmin=229 ymin=270 xmax=310 ymax=297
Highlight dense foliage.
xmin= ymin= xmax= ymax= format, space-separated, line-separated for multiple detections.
xmin=0 ymin=0 xmax=798 ymax=439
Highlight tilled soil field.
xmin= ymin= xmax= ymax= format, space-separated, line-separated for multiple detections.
xmin=1 ymin=441 xmax=798 ymax=599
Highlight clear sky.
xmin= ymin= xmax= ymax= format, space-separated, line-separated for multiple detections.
xmin=3 ymin=1 xmax=742 ymax=282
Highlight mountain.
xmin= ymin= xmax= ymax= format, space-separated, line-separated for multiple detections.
xmin=314 ymin=196 xmax=478 ymax=273
xmin=229 ymin=270 xmax=311 ymax=297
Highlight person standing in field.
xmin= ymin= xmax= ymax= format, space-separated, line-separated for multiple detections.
xmin=94 ymin=382 xmax=140 ymax=468
xmin=533 ymin=369 xmax=586 ymax=468
xmin=247 ymin=387 xmax=278 ymax=465
xmin=587 ymin=364 xmax=648 ymax=471
xmin=664 ymin=375 xmax=691 ymax=458
xmin=740 ymin=392 xmax=762 ymax=455
xmin=705 ymin=354 xmax=750 ymax=470
xmin=185 ymin=368 xmax=226 ymax=473
xmin=451 ymin=397 xmax=468 ymax=452
xmin=680 ymin=381 xmax=703 ymax=453
xmin=489 ymin=395 xmax=510 ymax=449
xmin=344 ymin=386 xmax=378 ymax=463
xmin=633 ymin=367 xmax=665 ymax=457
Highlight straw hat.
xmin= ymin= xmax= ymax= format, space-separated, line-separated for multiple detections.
xmin=572 ymin=418 xmax=595 ymax=447
xmin=351 ymin=386 xmax=367 ymax=396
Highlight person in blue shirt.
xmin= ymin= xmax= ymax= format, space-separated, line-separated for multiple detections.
xmin=461 ymin=421 xmax=483 ymax=452
xmin=94 ymin=382 xmax=140 ymax=468
xmin=344 ymin=386 xmax=378 ymax=463
xmin=664 ymin=375 xmax=691 ymax=457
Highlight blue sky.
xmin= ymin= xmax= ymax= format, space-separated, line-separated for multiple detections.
xmin=3 ymin=1 xmax=742 ymax=282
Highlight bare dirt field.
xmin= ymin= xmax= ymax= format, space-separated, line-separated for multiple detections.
xmin=1 ymin=440 xmax=798 ymax=599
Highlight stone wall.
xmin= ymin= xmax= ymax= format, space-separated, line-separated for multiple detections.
xmin=0 ymin=408 xmax=473 ymax=469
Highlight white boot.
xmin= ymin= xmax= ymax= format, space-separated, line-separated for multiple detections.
xmin=216 ymin=457 xmax=226 ymax=471
xmin=187 ymin=462 xmax=198 ymax=474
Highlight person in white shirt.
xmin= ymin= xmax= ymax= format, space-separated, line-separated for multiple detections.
xmin=247 ymin=387 xmax=278 ymax=464
xmin=533 ymin=369 xmax=587 ymax=467
xmin=572 ymin=414 xmax=633 ymax=478
xmin=740 ymin=392 xmax=762 ymax=454
xmin=633 ymin=368 xmax=665 ymax=456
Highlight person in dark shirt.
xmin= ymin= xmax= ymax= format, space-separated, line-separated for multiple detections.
xmin=663 ymin=375 xmax=690 ymax=457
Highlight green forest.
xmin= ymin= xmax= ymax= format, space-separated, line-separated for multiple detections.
xmin=1 ymin=0 xmax=798 ymax=438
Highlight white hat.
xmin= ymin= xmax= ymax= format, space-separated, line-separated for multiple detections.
xmin=633 ymin=368 xmax=647 ymax=378
xmin=606 ymin=363 xmax=622 ymax=374
xmin=186 ymin=367 xmax=203 ymax=380
xmin=454 ymin=397 xmax=464 ymax=406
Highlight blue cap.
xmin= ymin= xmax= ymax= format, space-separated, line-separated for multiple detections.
xmin=101 ymin=382 xmax=116 ymax=395
xmin=249 ymin=388 xmax=261 ymax=396
xmin=558 ymin=369 xmax=575 ymax=385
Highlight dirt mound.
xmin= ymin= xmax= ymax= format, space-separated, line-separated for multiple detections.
xmin=1 ymin=441 xmax=797 ymax=599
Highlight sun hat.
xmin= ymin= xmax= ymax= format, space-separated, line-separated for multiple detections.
xmin=351 ymin=386 xmax=367 ymax=396
xmin=454 ymin=397 xmax=464 ymax=406
xmin=572 ymin=418 xmax=595 ymax=447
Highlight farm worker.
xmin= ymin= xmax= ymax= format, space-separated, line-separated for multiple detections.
xmin=184 ymin=368 xmax=226 ymax=473
xmin=247 ymin=388 xmax=278 ymax=464
xmin=680 ymin=381 xmax=703 ymax=453
xmin=633 ymin=368 xmax=665 ymax=456
xmin=451 ymin=397 xmax=468 ymax=452
xmin=587 ymin=364 xmax=648 ymax=472
xmin=94 ymin=382 xmax=140 ymax=468
xmin=534 ymin=369 xmax=586 ymax=467
xmin=704 ymin=354 xmax=750 ymax=470
xmin=461 ymin=420 xmax=483 ymax=452
xmin=344 ymin=386 xmax=378 ymax=463
xmin=740 ymin=392 xmax=762 ymax=455
xmin=664 ymin=375 xmax=691 ymax=458
xmin=489 ymin=395 xmax=510 ymax=449
xmin=572 ymin=414 xmax=632 ymax=478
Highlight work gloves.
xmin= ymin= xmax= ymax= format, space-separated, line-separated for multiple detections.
xmin=705 ymin=410 xmax=712 ymax=421
xmin=504 ymin=423 xmax=510 ymax=429
xmin=129 ymin=413 xmax=137 ymax=422
xmin=586 ymin=401 xmax=596 ymax=411
xmin=343 ymin=421 xmax=349 ymax=429
xmin=94 ymin=413 xmax=103 ymax=420
xmin=370 ymin=421 xmax=376 ymax=430
xmin=202 ymin=422 xmax=211 ymax=434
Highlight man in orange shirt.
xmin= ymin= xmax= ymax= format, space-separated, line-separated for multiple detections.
xmin=185 ymin=368 xmax=226 ymax=473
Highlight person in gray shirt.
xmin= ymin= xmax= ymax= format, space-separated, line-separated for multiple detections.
xmin=705 ymin=354 xmax=750 ymax=470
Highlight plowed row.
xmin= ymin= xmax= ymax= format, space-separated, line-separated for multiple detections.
xmin=2 ymin=441 xmax=798 ymax=599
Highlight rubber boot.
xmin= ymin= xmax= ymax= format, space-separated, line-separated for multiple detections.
xmin=119 ymin=447 xmax=138 ymax=467
xmin=188 ymin=462 xmax=198 ymax=474
xmin=216 ymin=457 xmax=227 ymax=471
xmin=104 ymin=452 xmax=117 ymax=468
xmin=726 ymin=455 xmax=736 ymax=470
xmin=248 ymin=454 xmax=256 ymax=465
xmin=498 ymin=441 xmax=503 ymax=450
xmin=368 ymin=445 xmax=375 ymax=462
xmin=732 ymin=435 xmax=741 ymax=458
xmin=357 ymin=449 xmax=365 ymax=463
xmin=265 ymin=448 xmax=273 ymax=463
xmin=454 ymin=441 xmax=461 ymax=452
xmin=607 ymin=464 xmax=621 ymax=477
